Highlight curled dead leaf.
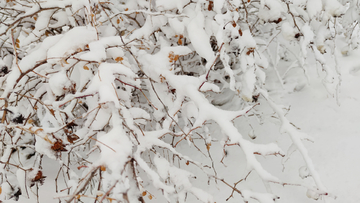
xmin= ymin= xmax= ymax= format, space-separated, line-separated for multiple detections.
xmin=51 ymin=139 xmax=67 ymax=152
xmin=67 ymin=134 xmax=79 ymax=143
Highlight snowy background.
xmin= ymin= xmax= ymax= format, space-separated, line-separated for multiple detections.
xmin=1 ymin=0 xmax=360 ymax=202
xmin=7 ymin=42 xmax=360 ymax=203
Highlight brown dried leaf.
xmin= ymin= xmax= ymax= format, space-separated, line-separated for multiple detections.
xmin=107 ymin=197 xmax=115 ymax=203
xmin=160 ymin=75 xmax=166 ymax=83
xmin=49 ymin=109 xmax=55 ymax=116
xmin=206 ymin=143 xmax=211 ymax=151
xmin=51 ymin=140 xmax=67 ymax=152
xmin=32 ymin=170 xmax=46 ymax=182
xmin=115 ymin=57 xmax=123 ymax=62
xmin=83 ymin=65 xmax=89 ymax=70
xmin=67 ymin=134 xmax=79 ymax=143
xmin=208 ymin=1 xmax=213 ymax=11
xmin=174 ymin=55 xmax=179 ymax=61
xmin=27 ymin=119 xmax=34 ymax=124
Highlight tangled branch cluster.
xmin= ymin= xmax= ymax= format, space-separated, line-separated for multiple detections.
xmin=0 ymin=0 xmax=358 ymax=202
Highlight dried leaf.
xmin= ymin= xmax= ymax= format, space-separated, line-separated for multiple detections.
xmin=117 ymin=19 xmax=120 ymax=24
xmin=67 ymin=134 xmax=79 ymax=143
xmin=51 ymin=140 xmax=67 ymax=152
xmin=83 ymin=65 xmax=89 ymax=70
xmin=107 ymin=197 xmax=115 ymax=203
xmin=27 ymin=119 xmax=34 ymax=124
xmin=32 ymin=170 xmax=46 ymax=183
xmin=77 ymin=165 xmax=88 ymax=170
xmin=160 ymin=75 xmax=166 ymax=83
xmin=148 ymin=194 xmax=153 ymax=200
xmin=208 ymin=1 xmax=213 ymax=11
xmin=174 ymin=55 xmax=179 ymax=61
xmin=246 ymin=47 xmax=255 ymax=55
xmin=45 ymin=30 xmax=51 ymax=36
xmin=142 ymin=191 xmax=147 ymax=196
xmin=49 ymin=109 xmax=55 ymax=116
xmin=206 ymin=143 xmax=211 ymax=151
xmin=100 ymin=165 xmax=106 ymax=171
xmin=115 ymin=57 xmax=123 ymax=62
xmin=178 ymin=38 xmax=182 ymax=45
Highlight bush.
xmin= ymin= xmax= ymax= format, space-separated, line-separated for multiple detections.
xmin=0 ymin=0 xmax=356 ymax=202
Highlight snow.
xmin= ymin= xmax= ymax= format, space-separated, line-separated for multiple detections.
xmin=48 ymin=70 xmax=71 ymax=96
xmin=3 ymin=1 xmax=360 ymax=203
xmin=47 ymin=26 xmax=97 ymax=64
xmin=156 ymin=0 xmax=190 ymax=12
xmin=96 ymin=117 xmax=132 ymax=176
xmin=186 ymin=12 xmax=215 ymax=63
xmin=307 ymin=0 xmax=323 ymax=19
xmin=281 ymin=22 xmax=297 ymax=41
xmin=322 ymin=0 xmax=346 ymax=20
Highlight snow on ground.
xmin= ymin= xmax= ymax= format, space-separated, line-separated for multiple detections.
xmin=281 ymin=50 xmax=360 ymax=203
